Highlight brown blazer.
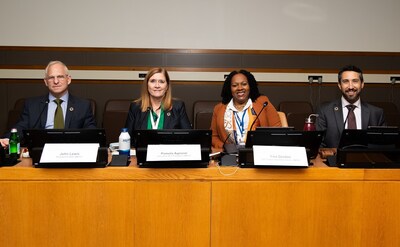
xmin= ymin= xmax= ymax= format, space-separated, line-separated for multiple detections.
xmin=211 ymin=95 xmax=281 ymax=148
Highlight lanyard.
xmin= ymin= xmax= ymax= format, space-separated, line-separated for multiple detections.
xmin=234 ymin=110 xmax=247 ymax=138
xmin=150 ymin=109 xmax=161 ymax=129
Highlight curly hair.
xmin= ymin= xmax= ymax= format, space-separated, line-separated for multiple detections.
xmin=220 ymin=70 xmax=261 ymax=104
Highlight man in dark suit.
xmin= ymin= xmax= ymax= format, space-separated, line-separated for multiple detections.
xmin=316 ymin=65 xmax=386 ymax=148
xmin=0 ymin=61 xmax=96 ymax=147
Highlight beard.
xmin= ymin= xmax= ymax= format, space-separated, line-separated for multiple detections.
xmin=343 ymin=89 xmax=361 ymax=104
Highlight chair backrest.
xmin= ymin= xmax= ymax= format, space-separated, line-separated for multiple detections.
xmin=370 ymin=101 xmax=398 ymax=113
xmin=89 ymin=99 xmax=96 ymax=117
xmin=6 ymin=98 xmax=26 ymax=130
xmin=286 ymin=113 xmax=309 ymax=130
xmin=14 ymin=98 xmax=26 ymax=111
xmin=6 ymin=109 xmax=22 ymax=130
xmin=370 ymin=101 xmax=400 ymax=126
xmin=102 ymin=99 xmax=133 ymax=144
xmin=278 ymin=101 xmax=313 ymax=114
xmin=104 ymin=99 xmax=133 ymax=112
xmin=277 ymin=111 xmax=288 ymax=127
xmin=278 ymin=101 xmax=313 ymax=130
xmin=192 ymin=101 xmax=219 ymax=129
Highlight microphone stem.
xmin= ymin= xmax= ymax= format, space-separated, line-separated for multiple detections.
xmin=32 ymin=100 xmax=49 ymax=129
xmin=249 ymin=102 xmax=268 ymax=131
xmin=343 ymin=107 xmax=352 ymax=130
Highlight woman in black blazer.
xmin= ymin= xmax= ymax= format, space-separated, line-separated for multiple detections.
xmin=125 ymin=68 xmax=192 ymax=142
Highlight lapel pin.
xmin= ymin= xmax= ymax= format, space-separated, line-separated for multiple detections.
xmin=167 ymin=112 xmax=171 ymax=117
xmin=334 ymin=107 xmax=339 ymax=111
xmin=69 ymin=107 xmax=74 ymax=112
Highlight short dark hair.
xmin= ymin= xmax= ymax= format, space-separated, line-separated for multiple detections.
xmin=338 ymin=65 xmax=364 ymax=83
xmin=220 ymin=70 xmax=261 ymax=104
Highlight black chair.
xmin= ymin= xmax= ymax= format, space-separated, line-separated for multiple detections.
xmin=6 ymin=98 xmax=26 ymax=130
xmin=192 ymin=101 xmax=219 ymax=129
xmin=102 ymin=99 xmax=132 ymax=145
xmin=370 ymin=101 xmax=400 ymax=127
xmin=278 ymin=101 xmax=313 ymax=130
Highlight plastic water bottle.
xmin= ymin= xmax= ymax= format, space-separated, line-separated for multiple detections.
xmin=9 ymin=128 xmax=20 ymax=158
xmin=118 ymin=128 xmax=131 ymax=156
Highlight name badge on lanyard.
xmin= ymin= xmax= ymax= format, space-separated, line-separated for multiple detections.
xmin=234 ymin=110 xmax=247 ymax=144
xmin=150 ymin=110 xmax=161 ymax=129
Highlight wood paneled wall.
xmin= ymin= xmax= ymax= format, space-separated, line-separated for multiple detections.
xmin=1 ymin=46 xmax=400 ymax=73
xmin=1 ymin=46 xmax=400 ymax=135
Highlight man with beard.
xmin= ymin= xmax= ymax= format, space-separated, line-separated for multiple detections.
xmin=316 ymin=65 xmax=386 ymax=148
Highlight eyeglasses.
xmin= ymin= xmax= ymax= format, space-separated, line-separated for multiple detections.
xmin=149 ymin=79 xmax=166 ymax=84
xmin=46 ymin=75 xmax=69 ymax=82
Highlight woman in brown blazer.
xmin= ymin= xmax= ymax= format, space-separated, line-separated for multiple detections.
xmin=211 ymin=70 xmax=281 ymax=148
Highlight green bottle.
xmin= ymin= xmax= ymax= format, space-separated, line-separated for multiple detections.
xmin=9 ymin=128 xmax=20 ymax=158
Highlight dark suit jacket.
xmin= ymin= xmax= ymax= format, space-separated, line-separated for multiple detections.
xmin=125 ymin=100 xmax=192 ymax=144
xmin=7 ymin=94 xmax=97 ymax=139
xmin=316 ymin=99 xmax=386 ymax=148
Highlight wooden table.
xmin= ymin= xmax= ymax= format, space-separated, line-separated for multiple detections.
xmin=1 ymin=156 xmax=399 ymax=247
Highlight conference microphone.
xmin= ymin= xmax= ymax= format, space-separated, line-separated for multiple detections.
xmin=140 ymin=107 xmax=152 ymax=124
xmin=342 ymin=106 xmax=352 ymax=130
xmin=210 ymin=132 xmax=232 ymax=161
xmin=221 ymin=132 xmax=238 ymax=166
xmin=248 ymin=101 xmax=268 ymax=131
xmin=222 ymin=132 xmax=237 ymax=154
xmin=32 ymin=99 xmax=49 ymax=129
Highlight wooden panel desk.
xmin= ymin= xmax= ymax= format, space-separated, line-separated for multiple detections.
xmin=1 ymin=157 xmax=400 ymax=247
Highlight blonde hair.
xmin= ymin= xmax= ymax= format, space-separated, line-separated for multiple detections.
xmin=135 ymin=68 xmax=172 ymax=112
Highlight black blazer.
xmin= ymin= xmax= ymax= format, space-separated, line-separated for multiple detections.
xmin=125 ymin=99 xmax=192 ymax=143
xmin=316 ymin=99 xmax=386 ymax=148
xmin=7 ymin=94 xmax=97 ymax=139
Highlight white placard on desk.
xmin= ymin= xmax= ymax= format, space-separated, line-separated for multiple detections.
xmin=146 ymin=144 xmax=201 ymax=161
xmin=253 ymin=145 xmax=308 ymax=167
xmin=40 ymin=143 xmax=99 ymax=163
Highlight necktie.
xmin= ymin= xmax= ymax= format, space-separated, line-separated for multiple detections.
xmin=54 ymin=98 xmax=64 ymax=129
xmin=346 ymin=104 xmax=356 ymax=129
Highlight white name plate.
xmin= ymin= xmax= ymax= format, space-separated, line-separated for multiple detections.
xmin=146 ymin=144 xmax=201 ymax=161
xmin=253 ymin=145 xmax=308 ymax=167
xmin=40 ymin=143 xmax=99 ymax=163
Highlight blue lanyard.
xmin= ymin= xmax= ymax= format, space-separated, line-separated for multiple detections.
xmin=234 ymin=110 xmax=247 ymax=137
